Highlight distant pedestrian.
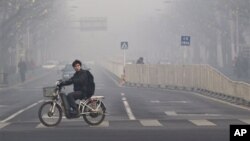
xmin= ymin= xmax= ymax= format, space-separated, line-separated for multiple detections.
xmin=136 ymin=57 xmax=144 ymax=64
xmin=18 ymin=59 xmax=27 ymax=82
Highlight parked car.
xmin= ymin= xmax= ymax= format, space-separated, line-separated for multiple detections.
xmin=126 ymin=60 xmax=135 ymax=64
xmin=61 ymin=64 xmax=75 ymax=80
xmin=61 ymin=62 xmax=90 ymax=80
xmin=42 ymin=60 xmax=58 ymax=69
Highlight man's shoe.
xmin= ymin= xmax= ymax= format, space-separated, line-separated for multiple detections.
xmin=70 ymin=109 xmax=79 ymax=114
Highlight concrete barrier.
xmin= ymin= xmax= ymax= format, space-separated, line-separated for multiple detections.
xmin=103 ymin=61 xmax=250 ymax=104
xmin=124 ymin=64 xmax=250 ymax=103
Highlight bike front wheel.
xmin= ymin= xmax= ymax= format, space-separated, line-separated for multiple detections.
xmin=83 ymin=100 xmax=106 ymax=126
xmin=38 ymin=101 xmax=62 ymax=127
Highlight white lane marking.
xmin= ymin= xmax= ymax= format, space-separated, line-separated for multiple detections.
xmin=36 ymin=123 xmax=46 ymax=128
xmin=123 ymin=100 xmax=136 ymax=120
xmin=41 ymin=115 xmax=83 ymax=122
xmin=140 ymin=119 xmax=162 ymax=127
xmin=1 ymin=100 xmax=43 ymax=123
xmin=41 ymin=115 xmax=66 ymax=119
xmin=164 ymin=111 xmax=220 ymax=117
xmin=90 ymin=121 xmax=109 ymax=127
xmin=166 ymin=101 xmax=189 ymax=103
xmin=189 ymin=119 xmax=216 ymax=126
xmin=179 ymin=114 xmax=221 ymax=117
xmin=150 ymin=100 xmax=189 ymax=104
xmin=165 ymin=111 xmax=178 ymax=116
xmin=121 ymin=94 xmax=136 ymax=120
xmin=239 ymin=119 xmax=250 ymax=124
xmin=0 ymin=123 xmax=10 ymax=129
xmin=150 ymin=100 xmax=160 ymax=103
xmin=121 ymin=93 xmax=125 ymax=96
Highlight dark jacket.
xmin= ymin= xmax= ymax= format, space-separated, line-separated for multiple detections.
xmin=18 ymin=61 xmax=27 ymax=73
xmin=61 ymin=69 xmax=88 ymax=92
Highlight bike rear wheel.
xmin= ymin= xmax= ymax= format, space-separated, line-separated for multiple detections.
xmin=83 ymin=100 xmax=106 ymax=126
xmin=38 ymin=101 xmax=62 ymax=127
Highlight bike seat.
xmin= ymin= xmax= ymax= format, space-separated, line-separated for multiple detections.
xmin=91 ymin=96 xmax=104 ymax=100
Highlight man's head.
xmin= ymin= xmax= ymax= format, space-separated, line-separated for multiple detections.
xmin=72 ymin=59 xmax=82 ymax=72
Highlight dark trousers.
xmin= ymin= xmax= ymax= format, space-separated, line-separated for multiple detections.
xmin=20 ymin=72 xmax=26 ymax=82
xmin=67 ymin=91 xmax=85 ymax=110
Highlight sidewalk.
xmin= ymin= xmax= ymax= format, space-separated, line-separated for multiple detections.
xmin=0 ymin=67 xmax=53 ymax=91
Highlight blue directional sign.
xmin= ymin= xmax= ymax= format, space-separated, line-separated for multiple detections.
xmin=121 ymin=41 xmax=128 ymax=50
xmin=181 ymin=36 xmax=191 ymax=46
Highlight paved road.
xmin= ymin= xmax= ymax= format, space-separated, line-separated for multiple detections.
xmin=0 ymin=65 xmax=250 ymax=141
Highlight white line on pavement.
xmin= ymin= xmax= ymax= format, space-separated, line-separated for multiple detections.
xmin=1 ymin=100 xmax=43 ymax=123
xmin=140 ymin=119 xmax=163 ymax=127
xmin=123 ymin=100 xmax=136 ymax=120
xmin=0 ymin=123 xmax=9 ymax=129
xmin=239 ymin=119 xmax=250 ymax=124
xmin=150 ymin=100 xmax=160 ymax=103
xmin=90 ymin=121 xmax=109 ymax=127
xmin=165 ymin=111 xmax=221 ymax=117
xmin=121 ymin=93 xmax=136 ymax=120
xmin=36 ymin=123 xmax=46 ymax=128
xmin=165 ymin=111 xmax=178 ymax=116
xmin=189 ymin=119 xmax=216 ymax=126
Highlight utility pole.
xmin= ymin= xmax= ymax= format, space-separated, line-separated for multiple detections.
xmin=235 ymin=9 xmax=239 ymax=58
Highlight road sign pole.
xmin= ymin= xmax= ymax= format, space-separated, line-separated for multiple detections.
xmin=123 ymin=49 xmax=126 ymax=68
xmin=181 ymin=35 xmax=191 ymax=64
xmin=121 ymin=41 xmax=128 ymax=76
xmin=184 ymin=46 xmax=187 ymax=64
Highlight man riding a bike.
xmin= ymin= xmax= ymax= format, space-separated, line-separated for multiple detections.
xmin=58 ymin=59 xmax=94 ymax=116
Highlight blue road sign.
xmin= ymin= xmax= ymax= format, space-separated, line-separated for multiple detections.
xmin=121 ymin=41 xmax=128 ymax=50
xmin=181 ymin=36 xmax=191 ymax=46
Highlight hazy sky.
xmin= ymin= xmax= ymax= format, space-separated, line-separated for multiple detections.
xmin=52 ymin=0 xmax=167 ymax=62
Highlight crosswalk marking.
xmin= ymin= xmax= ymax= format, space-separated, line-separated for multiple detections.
xmin=165 ymin=111 xmax=177 ymax=116
xmin=189 ymin=120 xmax=216 ymax=126
xmin=140 ymin=120 xmax=162 ymax=127
xmin=5 ymin=118 xmax=250 ymax=130
xmin=0 ymin=123 xmax=10 ymax=129
xmin=36 ymin=123 xmax=46 ymax=128
xmin=165 ymin=111 xmax=221 ymax=117
xmin=91 ymin=121 xmax=109 ymax=127
xmin=239 ymin=119 xmax=250 ymax=124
